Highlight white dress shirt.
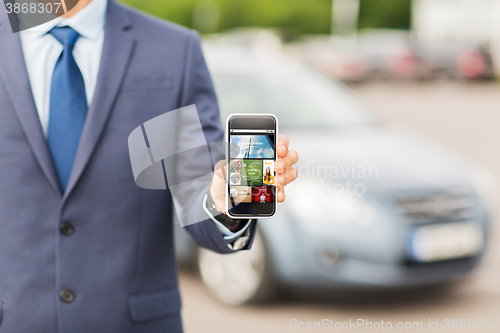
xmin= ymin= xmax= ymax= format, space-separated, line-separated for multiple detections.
xmin=19 ymin=0 xmax=107 ymax=137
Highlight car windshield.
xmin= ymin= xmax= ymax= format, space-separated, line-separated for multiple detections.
xmin=212 ymin=67 xmax=377 ymax=129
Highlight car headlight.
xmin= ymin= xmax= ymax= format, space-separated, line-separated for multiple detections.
xmin=285 ymin=177 xmax=378 ymax=228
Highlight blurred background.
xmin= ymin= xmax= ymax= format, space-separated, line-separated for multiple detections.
xmin=121 ymin=0 xmax=500 ymax=332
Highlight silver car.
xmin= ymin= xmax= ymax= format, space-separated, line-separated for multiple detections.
xmin=175 ymin=46 xmax=493 ymax=305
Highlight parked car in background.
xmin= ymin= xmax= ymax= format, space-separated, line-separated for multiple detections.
xmin=287 ymin=35 xmax=370 ymax=82
xmin=174 ymin=45 xmax=494 ymax=305
xmin=357 ymin=29 xmax=427 ymax=80
xmin=413 ymin=0 xmax=500 ymax=77
xmin=419 ymin=41 xmax=495 ymax=80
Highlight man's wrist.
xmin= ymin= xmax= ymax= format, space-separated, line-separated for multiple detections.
xmin=209 ymin=181 xmax=226 ymax=213
xmin=205 ymin=189 xmax=246 ymax=232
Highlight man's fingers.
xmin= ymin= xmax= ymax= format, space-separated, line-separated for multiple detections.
xmin=277 ymin=134 xmax=290 ymax=158
xmin=277 ymin=189 xmax=286 ymax=203
xmin=275 ymin=167 xmax=298 ymax=187
xmin=214 ymin=160 xmax=227 ymax=178
xmin=278 ymin=134 xmax=289 ymax=149
xmin=275 ymin=149 xmax=299 ymax=173
xmin=275 ymin=160 xmax=286 ymax=173
xmin=274 ymin=135 xmax=298 ymax=205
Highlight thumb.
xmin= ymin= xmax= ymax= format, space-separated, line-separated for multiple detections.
xmin=210 ymin=160 xmax=227 ymax=213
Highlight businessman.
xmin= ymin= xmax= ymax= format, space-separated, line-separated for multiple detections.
xmin=0 ymin=0 xmax=299 ymax=332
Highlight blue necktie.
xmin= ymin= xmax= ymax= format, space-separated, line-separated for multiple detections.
xmin=47 ymin=27 xmax=88 ymax=192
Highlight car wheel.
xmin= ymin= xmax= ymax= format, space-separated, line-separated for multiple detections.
xmin=198 ymin=229 xmax=275 ymax=305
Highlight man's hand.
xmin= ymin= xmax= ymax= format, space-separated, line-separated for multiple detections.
xmin=210 ymin=134 xmax=299 ymax=213
xmin=273 ymin=134 xmax=299 ymax=202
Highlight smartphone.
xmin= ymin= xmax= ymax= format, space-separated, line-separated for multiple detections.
xmin=226 ymin=114 xmax=278 ymax=219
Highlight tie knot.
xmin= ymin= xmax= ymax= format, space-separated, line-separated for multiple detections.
xmin=50 ymin=26 xmax=80 ymax=47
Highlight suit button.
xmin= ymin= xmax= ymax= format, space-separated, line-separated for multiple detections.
xmin=59 ymin=222 xmax=74 ymax=236
xmin=59 ymin=289 xmax=75 ymax=303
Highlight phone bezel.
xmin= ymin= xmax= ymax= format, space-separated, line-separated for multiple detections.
xmin=225 ymin=113 xmax=278 ymax=219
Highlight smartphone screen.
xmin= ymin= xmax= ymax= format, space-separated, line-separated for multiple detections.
xmin=227 ymin=115 xmax=277 ymax=218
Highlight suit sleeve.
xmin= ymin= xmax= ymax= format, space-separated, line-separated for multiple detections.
xmin=176 ymin=31 xmax=257 ymax=254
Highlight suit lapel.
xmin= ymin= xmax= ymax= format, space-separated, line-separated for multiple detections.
xmin=0 ymin=20 xmax=61 ymax=195
xmin=63 ymin=0 xmax=136 ymax=200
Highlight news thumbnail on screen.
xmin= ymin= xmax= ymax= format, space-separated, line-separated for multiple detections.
xmin=263 ymin=160 xmax=274 ymax=185
xmin=230 ymin=135 xmax=275 ymax=159
xmin=229 ymin=186 xmax=251 ymax=203
xmin=242 ymin=160 xmax=263 ymax=185
xmin=252 ymin=186 xmax=273 ymax=203
xmin=230 ymin=160 xmax=264 ymax=186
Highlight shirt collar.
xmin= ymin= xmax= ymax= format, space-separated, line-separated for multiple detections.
xmin=21 ymin=0 xmax=107 ymax=40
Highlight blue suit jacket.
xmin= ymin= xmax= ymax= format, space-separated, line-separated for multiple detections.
xmin=0 ymin=1 xmax=256 ymax=332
